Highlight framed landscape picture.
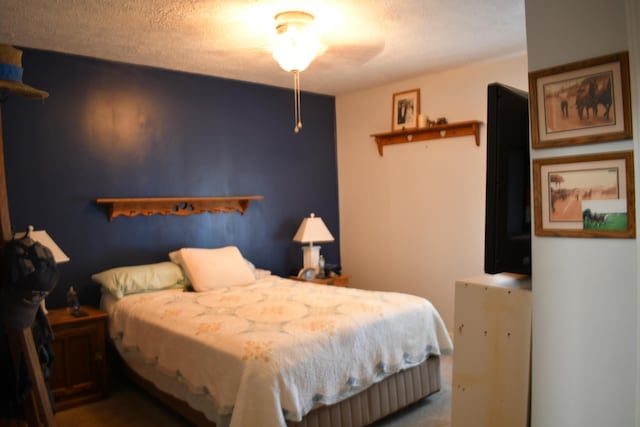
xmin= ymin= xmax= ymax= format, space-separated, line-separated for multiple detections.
xmin=392 ymin=89 xmax=420 ymax=131
xmin=528 ymin=51 xmax=632 ymax=148
xmin=533 ymin=151 xmax=635 ymax=238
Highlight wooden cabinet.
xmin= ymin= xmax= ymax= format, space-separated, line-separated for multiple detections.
xmin=289 ymin=274 xmax=351 ymax=287
xmin=451 ymin=274 xmax=531 ymax=427
xmin=47 ymin=306 xmax=108 ymax=410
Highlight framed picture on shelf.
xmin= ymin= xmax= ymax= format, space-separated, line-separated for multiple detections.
xmin=533 ymin=151 xmax=635 ymax=238
xmin=392 ymin=89 xmax=420 ymax=131
xmin=528 ymin=51 xmax=632 ymax=149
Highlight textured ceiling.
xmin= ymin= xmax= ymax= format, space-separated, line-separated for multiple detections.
xmin=0 ymin=0 xmax=527 ymax=95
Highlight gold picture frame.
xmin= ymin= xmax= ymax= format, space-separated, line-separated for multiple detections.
xmin=392 ymin=89 xmax=420 ymax=131
xmin=528 ymin=51 xmax=632 ymax=149
xmin=533 ymin=151 xmax=635 ymax=238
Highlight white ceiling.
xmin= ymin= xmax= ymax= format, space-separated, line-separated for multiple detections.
xmin=0 ymin=0 xmax=527 ymax=95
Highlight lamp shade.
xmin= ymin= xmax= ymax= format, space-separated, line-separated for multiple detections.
xmin=15 ymin=226 xmax=70 ymax=263
xmin=292 ymin=213 xmax=334 ymax=244
xmin=30 ymin=230 xmax=70 ymax=263
xmin=272 ymin=35 xmax=319 ymax=72
xmin=272 ymin=11 xmax=320 ymax=72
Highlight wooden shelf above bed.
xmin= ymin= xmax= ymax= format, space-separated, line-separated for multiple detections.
xmin=371 ymin=120 xmax=482 ymax=156
xmin=95 ymin=196 xmax=264 ymax=221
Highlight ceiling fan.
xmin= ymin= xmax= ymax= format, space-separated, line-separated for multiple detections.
xmin=271 ymin=10 xmax=320 ymax=133
xmin=270 ymin=9 xmax=385 ymax=132
xmin=211 ymin=5 xmax=384 ymax=133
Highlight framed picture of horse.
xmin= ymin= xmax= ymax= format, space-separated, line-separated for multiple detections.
xmin=533 ymin=151 xmax=635 ymax=238
xmin=528 ymin=51 xmax=632 ymax=149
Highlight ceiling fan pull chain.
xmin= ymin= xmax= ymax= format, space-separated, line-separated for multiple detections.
xmin=293 ymin=70 xmax=302 ymax=133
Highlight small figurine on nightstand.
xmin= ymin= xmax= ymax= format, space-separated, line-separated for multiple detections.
xmin=66 ymin=285 xmax=87 ymax=317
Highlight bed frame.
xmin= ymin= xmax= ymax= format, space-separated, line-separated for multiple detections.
xmin=113 ymin=345 xmax=441 ymax=427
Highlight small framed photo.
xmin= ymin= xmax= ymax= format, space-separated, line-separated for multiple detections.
xmin=392 ymin=89 xmax=420 ymax=131
xmin=533 ymin=151 xmax=635 ymax=238
xmin=528 ymin=51 xmax=632 ymax=149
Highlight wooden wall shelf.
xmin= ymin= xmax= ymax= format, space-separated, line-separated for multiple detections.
xmin=95 ymin=196 xmax=264 ymax=221
xmin=371 ymin=120 xmax=482 ymax=156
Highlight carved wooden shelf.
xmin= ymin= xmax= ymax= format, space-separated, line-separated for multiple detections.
xmin=95 ymin=196 xmax=264 ymax=221
xmin=371 ymin=120 xmax=482 ymax=156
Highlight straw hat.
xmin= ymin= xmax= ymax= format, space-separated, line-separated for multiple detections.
xmin=0 ymin=44 xmax=48 ymax=99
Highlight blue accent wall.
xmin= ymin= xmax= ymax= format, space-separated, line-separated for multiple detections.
xmin=2 ymin=49 xmax=340 ymax=309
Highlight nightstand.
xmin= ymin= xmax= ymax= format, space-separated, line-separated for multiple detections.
xmin=47 ymin=305 xmax=108 ymax=410
xmin=290 ymin=274 xmax=351 ymax=287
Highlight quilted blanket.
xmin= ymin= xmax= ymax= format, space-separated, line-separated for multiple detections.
xmin=108 ymin=276 xmax=453 ymax=427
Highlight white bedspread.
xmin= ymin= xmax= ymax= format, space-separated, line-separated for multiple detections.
xmin=107 ymin=276 xmax=452 ymax=427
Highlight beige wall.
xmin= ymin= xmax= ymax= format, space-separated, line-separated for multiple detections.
xmin=525 ymin=0 xmax=639 ymax=425
xmin=335 ymin=54 xmax=527 ymax=329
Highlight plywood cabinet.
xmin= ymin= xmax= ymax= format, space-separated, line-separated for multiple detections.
xmin=451 ymin=274 xmax=532 ymax=427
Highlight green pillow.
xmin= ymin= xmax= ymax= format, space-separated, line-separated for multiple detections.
xmin=92 ymin=261 xmax=189 ymax=299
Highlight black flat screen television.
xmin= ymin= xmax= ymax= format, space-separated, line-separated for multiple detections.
xmin=484 ymin=83 xmax=531 ymax=276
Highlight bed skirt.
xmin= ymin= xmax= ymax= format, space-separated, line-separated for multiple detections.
xmin=288 ymin=356 xmax=441 ymax=427
xmin=112 ymin=340 xmax=441 ymax=427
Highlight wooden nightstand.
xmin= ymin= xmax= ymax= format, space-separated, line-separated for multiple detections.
xmin=290 ymin=274 xmax=351 ymax=287
xmin=47 ymin=305 xmax=108 ymax=410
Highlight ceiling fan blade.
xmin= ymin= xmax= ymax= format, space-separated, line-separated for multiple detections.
xmin=314 ymin=40 xmax=385 ymax=67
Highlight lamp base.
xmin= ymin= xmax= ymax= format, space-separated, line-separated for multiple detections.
xmin=301 ymin=245 xmax=321 ymax=273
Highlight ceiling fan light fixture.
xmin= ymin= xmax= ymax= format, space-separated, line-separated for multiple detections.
xmin=271 ymin=11 xmax=320 ymax=134
xmin=272 ymin=11 xmax=320 ymax=72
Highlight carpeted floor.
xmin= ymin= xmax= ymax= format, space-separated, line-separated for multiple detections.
xmin=55 ymin=355 xmax=452 ymax=427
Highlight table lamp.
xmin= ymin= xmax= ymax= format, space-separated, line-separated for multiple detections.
xmin=292 ymin=213 xmax=334 ymax=273
xmin=15 ymin=225 xmax=70 ymax=313
xmin=21 ymin=226 xmax=70 ymax=264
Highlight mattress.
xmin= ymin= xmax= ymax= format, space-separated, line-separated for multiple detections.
xmin=102 ymin=276 xmax=452 ymax=426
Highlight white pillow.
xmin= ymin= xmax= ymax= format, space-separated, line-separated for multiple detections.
xmin=169 ymin=246 xmax=256 ymax=291
xmin=91 ymin=261 xmax=188 ymax=299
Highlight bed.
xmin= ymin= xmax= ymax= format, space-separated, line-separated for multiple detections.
xmin=93 ymin=246 xmax=453 ymax=427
